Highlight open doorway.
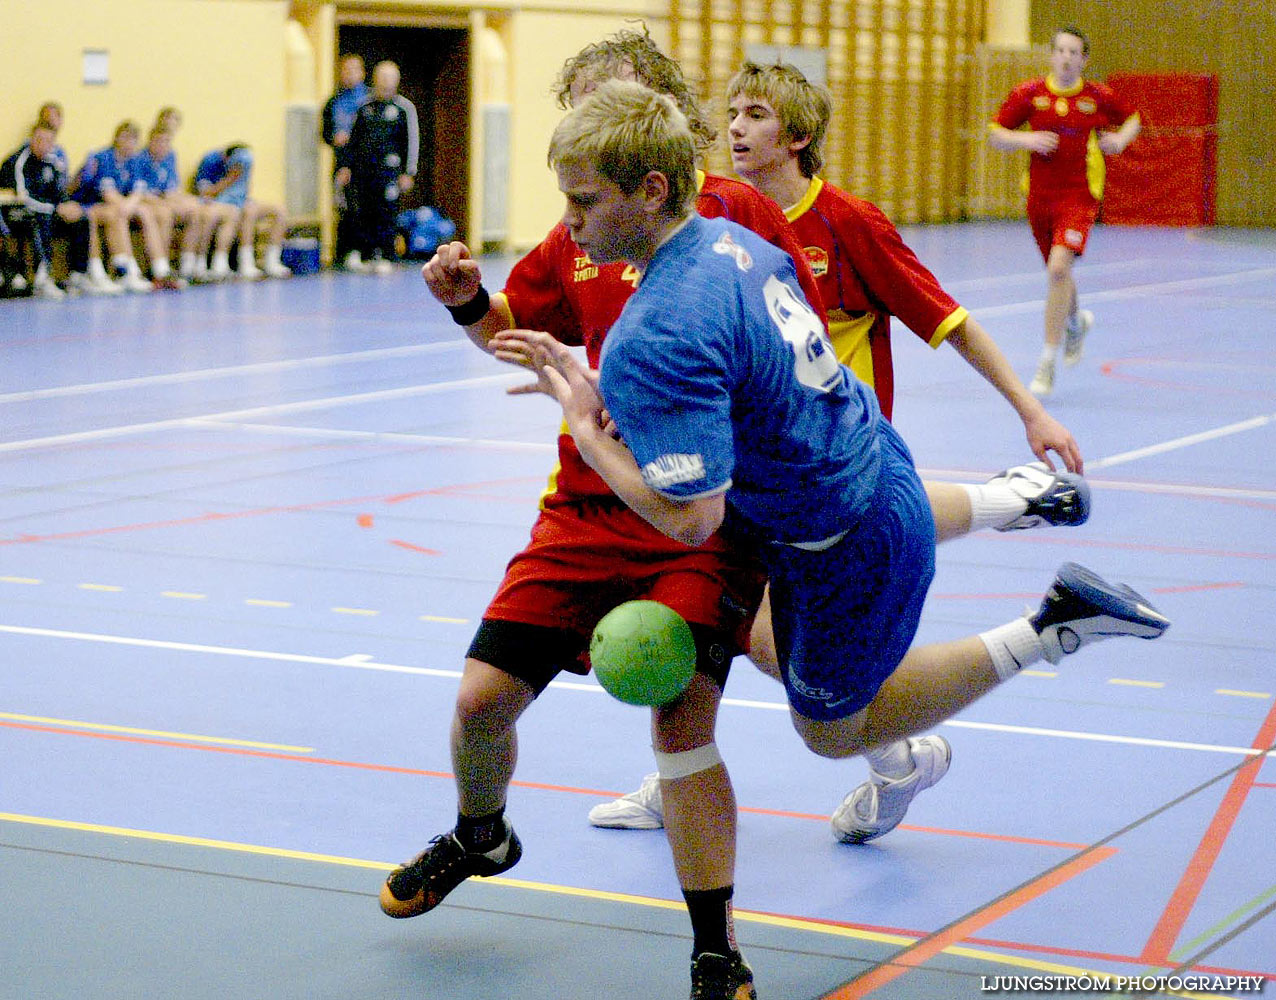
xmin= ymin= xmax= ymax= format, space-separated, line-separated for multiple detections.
xmin=336 ymin=23 xmax=469 ymax=242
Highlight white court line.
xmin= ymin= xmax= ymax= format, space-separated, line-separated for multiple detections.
xmin=972 ymin=265 xmax=1276 ymax=320
xmin=1 ymin=623 xmax=1271 ymax=761
xmin=0 ymin=342 xmax=468 ymax=405
xmin=190 ymin=419 xmax=557 ymax=452
xmin=1089 ymin=413 xmax=1276 ymax=470
xmin=0 ymin=372 xmax=522 ymax=455
xmin=938 ymin=257 xmax=1159 ymax=294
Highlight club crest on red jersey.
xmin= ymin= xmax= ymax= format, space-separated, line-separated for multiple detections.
xmin=804 ymin=246 xmax=829 ymax=277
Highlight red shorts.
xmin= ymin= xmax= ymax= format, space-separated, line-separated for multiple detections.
xmin=484 ymin=498 xmax=765 ymax=652
xmin=1027 ymin=191 xmax=1099 ymax=261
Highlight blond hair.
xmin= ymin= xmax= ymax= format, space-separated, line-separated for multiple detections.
xmin=553 ymin=27 xmax=717 ymax=154
xmin=548 ymin=79 xmax=697 ymax=218
xmin=726 ymin=62 xmax=831 ymax=178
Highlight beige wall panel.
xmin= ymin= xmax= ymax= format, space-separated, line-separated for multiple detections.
xmin=0 ymin=0 xmax=290 ymax=205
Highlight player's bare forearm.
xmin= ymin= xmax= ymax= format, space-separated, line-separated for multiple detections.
xmin=947 ymin=318 xmax=1084 ymax=473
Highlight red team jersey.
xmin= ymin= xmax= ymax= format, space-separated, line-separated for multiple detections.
xmin=784 ymin=177 xmax=967 ymax=420
xmin=498 ymin=171 xmax=824 ymax=505
xmin=995 ymin=76 xmax=1138 ymax=203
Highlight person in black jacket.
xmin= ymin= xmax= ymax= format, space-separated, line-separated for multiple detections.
xmin=1 ymin=122 xmax=91 ymax=298
xmin=335 ymin=61 xmax=418 ymax=273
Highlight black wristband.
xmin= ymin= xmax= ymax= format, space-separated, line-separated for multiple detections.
xmin=446 ymin=286 xmax=491 ymax=326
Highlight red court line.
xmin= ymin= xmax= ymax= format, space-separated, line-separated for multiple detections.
xmin=819 ymin=847 xmax=1118 ymax=998
xmin=3 ymin=721 xmax=1090 ymax=852
xmin=0 ymin=478 xmax=540 ymax=547
xmin=1138 ymin=699 xmax=1276 ymax=965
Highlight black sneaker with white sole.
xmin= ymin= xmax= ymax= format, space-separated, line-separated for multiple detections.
xmin=990 ymin=462 xmax=1091 ymax=531
xmin=1030 ymin=562 xmax=1170 ymax=664
xmin=379 ymin=822 xmax=522 ymax=918
xmin=690 ymin=951 xmax=757 ymax=1000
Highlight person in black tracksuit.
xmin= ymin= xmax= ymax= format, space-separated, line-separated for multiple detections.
xmin=335 ymin=61 xmax=419 ymax=271
xmin=1 ymin=122 xmax=89 ymax=295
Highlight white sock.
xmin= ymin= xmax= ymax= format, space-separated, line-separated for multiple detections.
xmin=179 ymin=251 xmax=196 ymax=273
xmin=152 ymin=257 xmax=171 ymax=279
xmin=88 ymin=258 xmax=109 ymax=280
xmin=110 ymin=253 xmax=132 ymax=275
xmin=1039 ymin=345 xmax=1057 ymax=366
xmin=237 ymin=246 xmax=256 ymax=269
xmin=961 ymin=482 xmax=1029 ymax=532
xmin=264 ymin=244 xmax=282 ymax=267
xmin=864 ymin=739 xmax=914 ymax=779
xmin=979 ymin=618 xmax=1045 ymax=681
xmin=212 ymin=251 xmax=230 ymax=271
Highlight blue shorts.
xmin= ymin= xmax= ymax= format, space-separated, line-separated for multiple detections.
xmin=763 ymin=422 xmax=935 ymax=721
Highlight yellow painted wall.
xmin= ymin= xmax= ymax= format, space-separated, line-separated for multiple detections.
xmin=0 ymin=0 xmax=290 ymax=204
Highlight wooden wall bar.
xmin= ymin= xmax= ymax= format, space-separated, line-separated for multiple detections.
xmin=670 ymin=0 xmax=983 ymax=223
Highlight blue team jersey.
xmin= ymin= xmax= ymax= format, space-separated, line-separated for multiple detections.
xmin=598 ymin=214 xmax=883 ymax=545
xmin=73 ymin=146 xmax=140 ymax=204
xmin=195 ymin=148 xmax=251 ymax=205
xmin=130 ymin=148 xmax=179 ymax=194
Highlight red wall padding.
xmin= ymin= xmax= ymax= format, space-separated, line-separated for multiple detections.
xmin=1102 ymin=73 xmax=1219 ymax=226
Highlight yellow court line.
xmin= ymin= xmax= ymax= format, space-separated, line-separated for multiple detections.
xmin=1108 ymin=678 xmax=1166 ymax=689
xmin=332 ymin=607 xmax=379 ymax=617
xmin=0 ymin=811 xmax=1229 ymax=996
xmin=419 ymin=614 xmax=469 ymax=624
xmin=161 ymin=591 xmax=207 ymax=600
xmin=1021 ymin=669 xmax=1058 ymax=678
xmin=0 ymin=712 xmax=314 ymax=753
xmin=0 ymin=575 xmax=42 ymax=584
xmin=1215 ymin=688 xmax=1271 ymax=700
xmin=77 ymin=583 xmax=123 ymax=592
xmin=245 ymin=598 xmax=293 ymax=608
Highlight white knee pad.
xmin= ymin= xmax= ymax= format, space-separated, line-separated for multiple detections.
xmin=653 ymin=742 xmax=723 ymax=781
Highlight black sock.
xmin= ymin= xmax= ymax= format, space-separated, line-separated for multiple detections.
xmin=683 ymin=885 xmax=737 ymax=958
xmin=455 ymin=808 xmax=506 ymax=853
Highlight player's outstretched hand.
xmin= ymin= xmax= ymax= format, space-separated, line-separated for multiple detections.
xmin=491 ymin=329 xmax=608 ymax=440
xmin=421 ymin=242 xmax=483 ymax=307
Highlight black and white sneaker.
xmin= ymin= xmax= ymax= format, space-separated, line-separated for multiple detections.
xmin=991 ymin=462 xmax=1091 ymax=531
xmin=1030 ymin=562 xmax=1170 ymax=664
xmin=379 ymin=822 xmax=522 ymax=918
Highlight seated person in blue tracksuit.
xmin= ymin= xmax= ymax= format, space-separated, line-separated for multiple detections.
xmin=193 ymin=144 xmax=290 ymax=279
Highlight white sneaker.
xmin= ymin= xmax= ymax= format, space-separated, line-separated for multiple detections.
xmin=344 ymin=250 xmax=368 ymax=273
xmin=206 ymin=260 xmax=232 ymax=282
xmin=9 ymin=273 xmax=28 ymax=293
xmin=371 ymin=257 xmax=394 ymax=275
xmin=588 ymin=773 xmax=664 ymax=830
xmin=1029 ymin=358 xmax=1055 ymax=396
xmin=117 ymin=269 xmax=153 ymax=293
xmin=34 ymin=274 xmax=66 ymax=299
xmin=263 ymin=259 xmax=292 ymax=279
xmin=70 ymin=271 xmax=121 ymax=295
xmin=1063 ymin=309 xmax=1093 ymax=366
xmin=988 ymin=462 xmax=1091 ymax=531
xmin=237 ymin=261 xmax=265 ymax=281
xmin=831 ymin=735 xmax=951 ymax=844
xmin=1029 ymin=562 xmax=1171 ymax=665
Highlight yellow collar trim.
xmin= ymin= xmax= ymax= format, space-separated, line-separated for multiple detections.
xmin=1046 ymin=74 xmax=1085 ymax=97
xmin=785 ymin=176 xmax=824 ymax=223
